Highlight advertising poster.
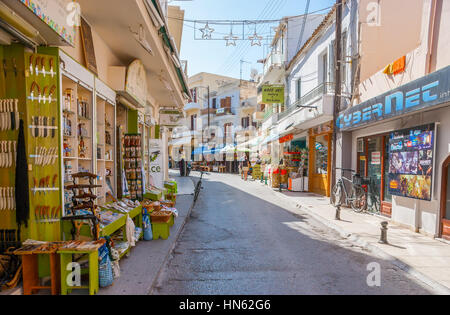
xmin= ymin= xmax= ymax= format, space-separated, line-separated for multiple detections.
xmin=388 ymin=124 xmax=435 ymax=201
xmin=149 ymin=139 xmax=164 ymax=189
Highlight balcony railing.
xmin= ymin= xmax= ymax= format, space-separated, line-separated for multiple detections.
xmin=261 ymin=82 xmax=335 ymax=124
xmin=216 ymin=108 xmax=234 ymax=116
xmin=201 ymin=108 xmax=216 ymax=116
xmin=263 ymin=51 xmax=283 ymax=76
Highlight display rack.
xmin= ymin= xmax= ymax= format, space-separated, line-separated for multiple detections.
xmin=124 ymin=134 xmax=143 ymax=201
xmin=62 ymin=74 xmax=95 ymax=210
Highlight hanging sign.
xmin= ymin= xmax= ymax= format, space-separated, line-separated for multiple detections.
xmin=388 ymin=123 xmax=435 ymax=201
xmin=149 ymin=139 xmax=164 ymax=189
xmin=160 ymin=109 xmax=183 ymax=127
xmin=337 ymin=65 xmax=450 ymax=131
xmin=126 ymin=60 xmax=147 ymax=106
xmin=17 ymin=0 xmax=77 ymax=46
xmin=279 ymin=134 xmax=294 ymax=144
xmin=262 ymin=85 xmax=284 ymax=104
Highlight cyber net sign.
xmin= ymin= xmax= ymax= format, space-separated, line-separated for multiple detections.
xmin=337 ymin=65 xmax=450 ymax=131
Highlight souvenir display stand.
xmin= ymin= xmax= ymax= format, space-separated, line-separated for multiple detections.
xmin=124 ymin=134 xmax=143 ymax=201
xmin=0 ymin=44 xmax=63 ymax=246
xmin=94 ymin=77 xmax=117 ymax=205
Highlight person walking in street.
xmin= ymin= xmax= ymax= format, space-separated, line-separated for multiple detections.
xmin=179 ymin=148 xmax=186 ymax=177
xmin=242 ymin=155 xmax=250 ymax=181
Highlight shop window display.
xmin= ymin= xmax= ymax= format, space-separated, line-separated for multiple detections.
xmin=387 ymin=124 xmax=435 ymax=201
xmin=314 ymin=135 xmax=328 ymax=175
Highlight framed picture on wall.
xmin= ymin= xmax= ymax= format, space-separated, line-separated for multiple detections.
xmin=80 ymin=16 xmax=98 ymax=76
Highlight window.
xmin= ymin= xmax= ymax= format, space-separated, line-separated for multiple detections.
xmin=341 ymin=31 xmax=347 ymax=87
xmin=212 ymin=98 xmax=217 ymax=109
xmin=190 ymin=114 xmax=197 ymax=131
xmin=319 ymin=52 xmax=328 ymax=84
xmin=330 ymin=40 xmax=335 ymax=83
xmin=190 ymin=88 xmax=197 ymax=103
xmin=296 ymin=78 xmax=302 ymax=101
xmin=241 ymin=117 xmax=250 ymax=129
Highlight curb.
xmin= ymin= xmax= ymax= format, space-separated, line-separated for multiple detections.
xmin=147 ymin=177 xmax=196 ymax=295
xmin=272 ymin=188 xmax=450 ymax=295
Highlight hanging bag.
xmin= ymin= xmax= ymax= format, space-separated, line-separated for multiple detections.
xmin=143 ymin=209 xmax=153 ymax=241
xmin=98 ymin=244 xmax=114 ymax=288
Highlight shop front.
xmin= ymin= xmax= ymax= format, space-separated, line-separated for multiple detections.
xmin=338 ymin=65 xmax=450 ymax=237
xmin=441 ymin=156 xmax=450 ymax=240
xmin=308 ymin=122 xmax=333 ymax=197
xmin=278 ymin=133 xmax=309 ymax=192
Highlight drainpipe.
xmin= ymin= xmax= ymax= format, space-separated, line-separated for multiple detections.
xmin=426 ymin=0 xmax=438 ymax=74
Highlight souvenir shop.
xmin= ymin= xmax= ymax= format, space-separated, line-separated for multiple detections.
xmin=278 ymin=133 xmax=309 ymax=193
xmin=338 ymin=65 xmax=450 ymax=238
xmin=0 ymin=0 xmax=179 ymax=292
xmin=307 ymin=122 xmax=333 ymax=197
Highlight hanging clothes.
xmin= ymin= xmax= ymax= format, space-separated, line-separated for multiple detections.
xmin=15 ymin=120 xmax=30 ymax=228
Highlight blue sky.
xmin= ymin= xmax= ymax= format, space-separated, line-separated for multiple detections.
xmin=172 ymin=0 xmax=335 ymax=80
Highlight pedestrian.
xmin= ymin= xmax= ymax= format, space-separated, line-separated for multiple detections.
xmin=242 ymin=155 xmax=250 ymax=181
xmin=179 ymin=149 xmax=186 ymax=177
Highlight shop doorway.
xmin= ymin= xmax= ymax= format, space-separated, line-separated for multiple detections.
xmin=357 ymin=133 xmax=392 ymax=216
xmin=440 ymin=155 xmax=450 ymax=240
xmin=309 ymin=125 xmax=332 ymax=197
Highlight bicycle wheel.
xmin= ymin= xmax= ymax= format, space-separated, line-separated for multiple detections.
xmin=194 ymin=182 xmax=201 ymax=203
xmin=350 ymin=185 xmax=367 ymax=213
xmin=331 ymin=182 xmax=344 ymax=207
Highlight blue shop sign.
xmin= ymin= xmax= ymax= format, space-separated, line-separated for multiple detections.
xmin=337 ymin=65 xmax=450 ymax=130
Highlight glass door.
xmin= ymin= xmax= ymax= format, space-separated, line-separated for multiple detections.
xmin=367 ymin=137 xmax=382 ymax=213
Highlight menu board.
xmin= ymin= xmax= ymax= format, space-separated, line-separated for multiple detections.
xmin=388 ymin=124 xmax=435 ymax=201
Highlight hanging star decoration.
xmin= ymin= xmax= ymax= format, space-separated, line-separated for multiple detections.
xmin=224 ymin=30 xmax=239 ymax=47
xmin=200 ymin=22 xmax=215 ymax=40
xmin=249 ymin=31 xmax=263 ymax=46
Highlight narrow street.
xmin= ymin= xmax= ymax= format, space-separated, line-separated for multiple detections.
xmin=154 ymin=173 xmax=432 ymax=295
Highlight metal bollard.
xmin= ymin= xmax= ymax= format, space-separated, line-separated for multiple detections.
xmin=335 ymin=205 xmax=341 ymax=221
xmin=379 ymin=221 xmax=389 ymax=244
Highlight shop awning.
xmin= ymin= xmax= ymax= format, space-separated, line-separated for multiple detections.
xmin=220 ymin=144 xmax=237 ymax=154
xmin=78 ymin=0 xmax=187 ymax=108
xmin=202 ymin=144 xmax=226 ymax=155
xmin=261 ymin=133 xmax=280 ymax=145
xmin=2 ymin=0 xmax=76 ymax=47
xmin=192 ymin=146 xmax=208 ymax=155
xmin=169 ymin=136 xmax=191 ymax=146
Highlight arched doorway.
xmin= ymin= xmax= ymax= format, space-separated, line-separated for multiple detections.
xmin=440 ymin=155 xmax=450 ymax=240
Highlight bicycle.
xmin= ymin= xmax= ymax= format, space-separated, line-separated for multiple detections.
xmin=361 ymin=176 xmax=381 ymax=214
xmin=331 ymin=168 xmax=367 ymax=212
xmin=193 ymin=171 xmax=208 ymax=204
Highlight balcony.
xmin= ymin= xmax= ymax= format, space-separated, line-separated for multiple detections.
xmin=275 ymin=82 xmax=335 ymax=133
xmin=253 ymin=111 xmax=265 ymax=122
xmin=241 ymin=100 xmax=257 ymax=115
xmin=260 ymin=51 xmax=285 ymax=85
xmin=263 ymin=52 xmax=283 ymax=76
xmin=184 ymin=102 xmax=201 ymax=114
xmin=278 ymin=82 xmax=335 ymax=121
xmin=201 ymin=108 xmax=217 ymax=116
xmin=216 ymin=108 xmax=234 ymax=117
xmin=260 ymin=82 xmax=335 ymax=132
